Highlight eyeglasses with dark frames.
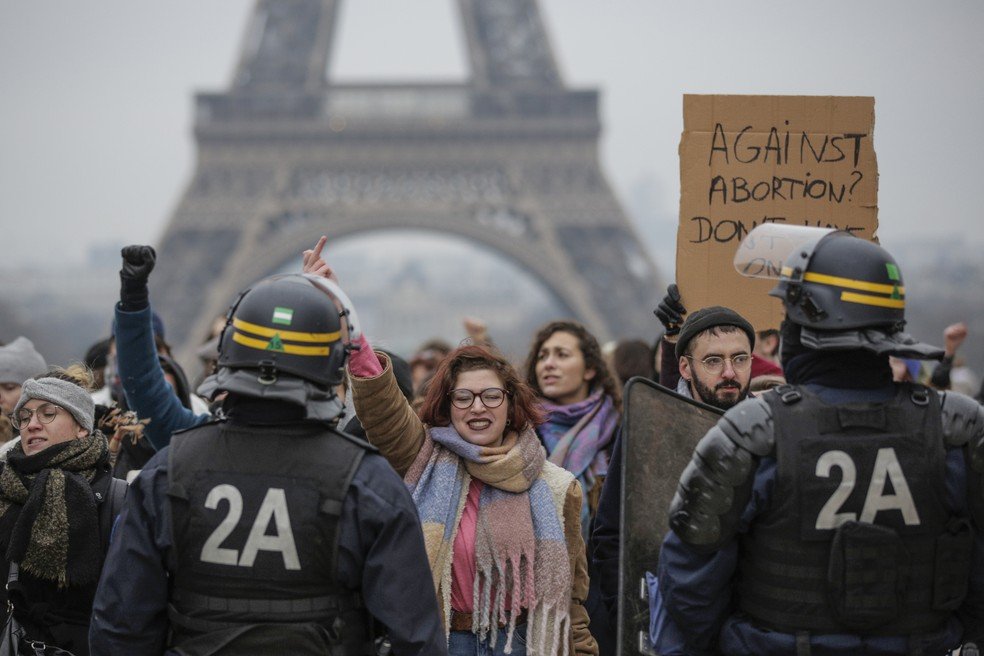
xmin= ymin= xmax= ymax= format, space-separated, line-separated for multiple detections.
xmin=448 ymin=387 xmax=509 ymax=409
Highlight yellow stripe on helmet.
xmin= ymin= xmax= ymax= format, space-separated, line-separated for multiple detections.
xmin=840 ymin=291 xmax=905 ymax=309
xmin=233 ymin=317 xmax=340 ymax=344
xmin=803 ymin=272 xmax=905 ymax=296
xmin=232 ymin=332 xmax=331 ymax=356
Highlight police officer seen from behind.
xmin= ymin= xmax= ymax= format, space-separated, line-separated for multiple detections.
xmin=651 ymin=227 xmax=984 ymax=655
xmin=90 ymin=272 xmax=447 ymax=655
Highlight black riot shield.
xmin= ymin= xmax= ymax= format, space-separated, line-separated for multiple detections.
xmin=618 ymin=377 xmax=723 ymax=656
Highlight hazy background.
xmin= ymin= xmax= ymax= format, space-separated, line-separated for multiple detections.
xmin=1 ymin=1 xmax=982 ymax=378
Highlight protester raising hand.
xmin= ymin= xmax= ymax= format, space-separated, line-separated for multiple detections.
xmin=301 ymin=235 xmax=339 ymax=283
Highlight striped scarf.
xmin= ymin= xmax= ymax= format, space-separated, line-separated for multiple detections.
xmin=405 ymin=426 xmax=572 ymax=655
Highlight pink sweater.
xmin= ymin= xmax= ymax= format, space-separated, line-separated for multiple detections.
xmin=451 ymin=479 xmax=483 ymax=612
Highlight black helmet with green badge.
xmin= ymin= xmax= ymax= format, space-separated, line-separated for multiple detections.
xmin=200 ymin=274 xmax=362 ymax=420
xmin=735 ymin=225 xmax=943 ymax=359
xmin=768 ymin=231 xmax=905 ymax=331
xmin=218 ymin=273 xmax=349 ymax=386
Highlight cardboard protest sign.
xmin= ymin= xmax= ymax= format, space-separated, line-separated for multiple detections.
xmin=677 ymin=95 xmax=879 ymax=331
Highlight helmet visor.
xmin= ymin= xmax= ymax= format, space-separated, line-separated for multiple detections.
xmin=733 ymin=224 xmax=836 ymax=280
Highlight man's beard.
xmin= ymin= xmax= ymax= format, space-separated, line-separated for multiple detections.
xmin=693 ymin=376 xmax=748 ymax=410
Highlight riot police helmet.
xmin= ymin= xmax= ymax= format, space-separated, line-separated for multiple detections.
xmin=735 ymin=225 xmax=942 ymax=359
xmin=768 ymin=230 xmax=905 ymax=332
xmin=218 ymin=273 xmax=354 ymax=387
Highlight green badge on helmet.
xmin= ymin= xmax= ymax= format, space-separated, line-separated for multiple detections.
xmin=266 ymin=334 xmax=286 ymax=352
xmin=272 ymin=307 xmax=294 ymax=326
xmin=885 ymin=263 xmax=902 ymax=299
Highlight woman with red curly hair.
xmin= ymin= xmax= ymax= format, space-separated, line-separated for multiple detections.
xmin=348 ymin=340 xmax=598 ymax=656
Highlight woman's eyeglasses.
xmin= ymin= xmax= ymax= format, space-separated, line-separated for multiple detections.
xmin=12 ymin=403 xmax=63 ymax=430
xmin=449 ymin=388 xmax=509 ymax=409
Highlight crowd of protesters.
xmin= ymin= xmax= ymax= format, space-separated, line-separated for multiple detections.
xmin=0 ymin=230 xmax=981 ymax=656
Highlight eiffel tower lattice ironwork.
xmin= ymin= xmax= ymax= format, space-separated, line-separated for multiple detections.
xmin=152 ymin=0 xmax=662 ymax=358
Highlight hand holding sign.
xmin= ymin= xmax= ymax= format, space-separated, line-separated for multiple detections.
xmin=301 ymin=235 xmax=339 ymax=283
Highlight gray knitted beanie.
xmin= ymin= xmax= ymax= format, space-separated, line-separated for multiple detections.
xmin=0 ymin=337 xmax=47 ymax=385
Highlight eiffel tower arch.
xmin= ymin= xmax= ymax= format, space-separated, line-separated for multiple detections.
xmin=153 ymin=0 xmax=662 ymax=360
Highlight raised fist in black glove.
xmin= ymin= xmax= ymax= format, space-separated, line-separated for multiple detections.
xmin=119 ymin=245 xmax=157 ymax=311
xmin=654 ymin=283 xmax=687 ymax=336
xmin=121 ymin=245 xmax=156 ymax=283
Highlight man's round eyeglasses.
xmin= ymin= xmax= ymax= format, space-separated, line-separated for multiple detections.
xmin=449 ymin=388 xmax=509 ymax=409
xmin=12 ymin=403 xmax=63 ymax=430
xmin=685 ymin=354 xmax=752 ymax=375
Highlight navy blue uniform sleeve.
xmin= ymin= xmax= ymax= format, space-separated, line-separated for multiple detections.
xmin=591 ymin=431 xmax=622 ymax=626
xmin=335 ymin=453 xmax=448 ymax=656
xmin=651 ymin=456 xmax=776 ymax=655
xmin=115 ymin=305 xmax=209 ymax=450
xmin=90 ymin=449 xmax=173 ymax=655
xmin=948 ymin=445 xmax=984 ymax=643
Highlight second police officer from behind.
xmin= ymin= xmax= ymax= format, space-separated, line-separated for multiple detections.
xmin=652 ymin=226 xmax=984 ymax=655
xmin=90 ymin=273 xmax=448 ymax=655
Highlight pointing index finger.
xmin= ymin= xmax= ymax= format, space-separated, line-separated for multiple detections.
xmin=312 ymin=235 xmax=327 ymax=260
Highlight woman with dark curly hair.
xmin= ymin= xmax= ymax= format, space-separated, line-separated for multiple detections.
xmin=524 ymin=321 xmax=621 ymax=532
xmin=524 ymin=320 xmax=622 ymax=654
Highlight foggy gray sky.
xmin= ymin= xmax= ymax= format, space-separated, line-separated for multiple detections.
xmin=1 ymin=1 xmax=982 ymax=272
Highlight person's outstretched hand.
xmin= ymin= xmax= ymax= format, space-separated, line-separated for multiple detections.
xmin=654 ymin=283 xmax=687 ymax=337
xmin=302 ymin=235 xmax=339 ymax=283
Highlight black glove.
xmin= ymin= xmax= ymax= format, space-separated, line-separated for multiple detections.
xmin=654 ymin=283 xmax=687 ymax=336
xmin=119 ymin=245 xmax=157 ymax=311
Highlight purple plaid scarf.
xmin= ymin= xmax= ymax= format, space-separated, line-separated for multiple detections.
xmin=539 ymin=389 xmax=619 ymax=535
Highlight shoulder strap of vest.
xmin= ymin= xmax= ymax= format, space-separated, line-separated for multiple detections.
xmin=323 ymin=430 xmax=366 ymax=579
xmin=170 ymin=416 xmax=225 ymax=437
xmin=669 ymin=395 xmax=775 ymax=552
xmin=330 ymin=426 xmax=378 ymax=453
xmin=99 ymin=477 xmax=128 ymax=551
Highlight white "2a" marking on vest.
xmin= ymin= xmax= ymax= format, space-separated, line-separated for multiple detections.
xmin=199 ymin=484 xmax=301 ymax=570
xmin=814 ymin=447 xmax=921 ymax=530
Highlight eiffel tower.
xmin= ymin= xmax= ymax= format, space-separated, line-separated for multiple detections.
xmin=152 ymin=0 xmax=661 ymax=359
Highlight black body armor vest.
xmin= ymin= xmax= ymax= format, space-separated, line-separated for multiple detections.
xmin=738 ymin=384 xmax=973 ymax=636
xmin=167 ymin=420 xmax=371 ymax=655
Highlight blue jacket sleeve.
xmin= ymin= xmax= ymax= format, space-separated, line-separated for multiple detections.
xmin=115 ymin=305 xmax=209 ymax=450
xmin=336 ymin=453 xmax=448 ymax=655
xmin=90 ymin=451 xmax=173 ymax=655
xmin=949 ymin=445 xmax=984 ymax=644
xmin=650 ymin=456 xmax=777 ymax=655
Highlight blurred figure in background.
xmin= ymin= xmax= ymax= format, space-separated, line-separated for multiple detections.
xmin=0 ymin=337 xmax=48 ymax=417
xmin=612 ymin=338 xmax=656 ymax=387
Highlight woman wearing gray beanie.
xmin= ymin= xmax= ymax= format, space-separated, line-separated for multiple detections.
xmin=0 ymin=365 xmax=126 ymax=656
xmin=0 ymin=337 xmax=48 ymax=417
